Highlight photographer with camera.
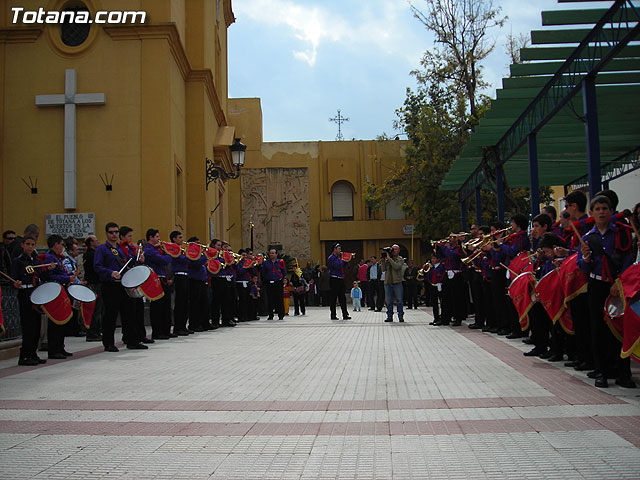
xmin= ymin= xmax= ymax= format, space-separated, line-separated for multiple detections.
xmin=381 ymin=244 xmax=405 ymax=323
xmin=327 ymin=243 xmax=352 ymax=321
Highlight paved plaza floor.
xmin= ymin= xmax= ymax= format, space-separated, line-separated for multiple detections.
xmin=0 ymin=306 xmax=639 ymax=479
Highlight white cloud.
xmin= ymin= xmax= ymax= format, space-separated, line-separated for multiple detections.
xmin=233 ymin=0 xmax=425 ymax=67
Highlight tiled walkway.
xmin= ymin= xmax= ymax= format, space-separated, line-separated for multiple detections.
xmin=0 ymin=307 xmax=639 ymax=479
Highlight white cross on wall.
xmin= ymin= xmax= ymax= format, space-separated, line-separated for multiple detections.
xmin=36 ymin=69 xmax=106 ymax=210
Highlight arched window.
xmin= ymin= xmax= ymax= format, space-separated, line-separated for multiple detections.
xmin=331 ymin=181 xmax=354 ymax=220
xmin=60 ymin=2 xmax=90 ymax=47
xmin=385 ymin=197 xmax=405 ymax=220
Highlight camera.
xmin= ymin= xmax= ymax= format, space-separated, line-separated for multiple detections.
xmin=380 ymin=246 xmax=392 ymax=258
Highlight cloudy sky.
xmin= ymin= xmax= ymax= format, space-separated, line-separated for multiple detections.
xmin=228 ymin=0 xmax=612 ymax=142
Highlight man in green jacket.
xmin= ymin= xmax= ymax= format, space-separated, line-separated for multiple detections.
xmin=382 ymin=244 xmax=405 ymax=323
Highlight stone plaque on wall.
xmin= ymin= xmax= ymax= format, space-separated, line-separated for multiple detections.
xmin=241 ymin=168 xmax=310 ymax=261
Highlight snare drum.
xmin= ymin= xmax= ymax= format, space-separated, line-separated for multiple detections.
xmin=121 ymin=265 xmax=164 ymax=301
xmin=68 ymin=284 xmax=97 ymax=329
xmin=30 ymin=282 xmax=73 ymax=325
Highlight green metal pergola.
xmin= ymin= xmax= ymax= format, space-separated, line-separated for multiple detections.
xmin=439 ymin=0 xmax=640 ymax=228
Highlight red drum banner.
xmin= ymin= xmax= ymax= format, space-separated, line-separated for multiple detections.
xmin=560 ymin=253 xmax=588 ymax=305
xmin=508 ymin=271 xmax=536 ymax=331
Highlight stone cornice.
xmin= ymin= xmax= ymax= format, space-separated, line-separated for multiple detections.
xmin=0 ymin=28 xmax=42 ymax=43
xmin=104 ymin=23 xmax=226 ymax=126
xmin=225 ymin=1 xmax=236 ymax=28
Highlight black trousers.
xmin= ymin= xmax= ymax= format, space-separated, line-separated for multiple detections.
xmin=442 ymin=273 xmax=465 ymax=323
xmin=470 ymin=272 xmax=485 ymax=326
xmin=18 ymin=290 xmax=41 ymax=359
xmin=376 ymin=281 xmax=385 ymax=310
xmin=489 ymin=269 xmax=507 ymax=330
xmin=530 ymin=303 xmax=551 ymax=349
xmin=406 ymin=282 xmax=418 ymax=309
xmin=150 ymin=281 xmax=171 ymax=336
xmin=127 ymin=297 xmax=145 ymax=344
xmin=569 ymin=294 xmax=591 ymax=365
xmin=101 ymin=282 xmax=132 ymax=348
xmin=294 ymin=292 xmax=306 ymax=315
xmin=587 ymin=278 xmax=631 ymax=378
xmin=236 ymin=282 xmax=250 ymax=321
xmin=329 ymin=276 xmax=349 ymax=318
xmin=427 ymin=284 xmax=441 ymax=322
xmin=367 ymin=279 xmax=378 ymax=308
xmin=481 ymin=279 xmax=494 ymax=327
xmin=266 ymin=280 xmax=284 ymax=319
xmin=188 ymin=279 xmax=208 ymax=330
xmin=359 ymin=281 xmax=368 ymax=307
xmin=173 ymin=275 xmax=189 ymax=332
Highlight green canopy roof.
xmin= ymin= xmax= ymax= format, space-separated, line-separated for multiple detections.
xmin=441 ymin=0 xmax=640 ymax=193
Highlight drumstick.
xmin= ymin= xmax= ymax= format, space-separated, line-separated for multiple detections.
xmin=117 ymin=258 xmax=133 ymax=276
xmin=0 ymin=270 xmax=18 ymax=284
xmin=570 ymin=222 xmax=588 ymax=249
xmin=25 ymin=263 xmax=56 ymax=274
xmin=500 ymin=262 xmax=518 ymax=277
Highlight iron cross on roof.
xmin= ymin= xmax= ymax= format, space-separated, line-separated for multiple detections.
xmin=329 ymin=109 xmax=349 ymax=141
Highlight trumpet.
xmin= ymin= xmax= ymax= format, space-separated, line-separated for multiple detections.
xmin=416 ymin=262 xmax=432 ymax=281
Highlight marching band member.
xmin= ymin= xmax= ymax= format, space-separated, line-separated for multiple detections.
xmin=327 ymin=243 xmax=352 ymax=321
xmin=577 ymin=195 xmax=635 ymax=388
xmin=208 ymin=238 xmax=225 ymax=328
xmin=120 ymin=226 xmax=150 ymax=347
xmin=144 ymin=229 xmax=173 ymax=338
xmin=484 ymin=222 xmax=506 ymax=334
xmin=94 ymin=222 xmax=138 ymax=352
xmin=42 ymin=234 xmax=74 ymax=359
xmin=186 ymin=236 xmax=209 ymax=332
xmin=437 ymin=235 xmax=465 ymax=326
xmin=220 ymin=242 xmax=237 ymax=327
xmin=425 ymin=253 xmax=445 ymax=326
xmin=235 ymin=249 xmax=251 ymax=322
xmin=261 ymin=247 xmax=286 ymax=321
xmin=169 ymin=231 xmax=189 ymax=336
xmin=11 ymin=236 xmax=49 ymax=365
xmin=493 ymin=214 xmax=530 ymax=338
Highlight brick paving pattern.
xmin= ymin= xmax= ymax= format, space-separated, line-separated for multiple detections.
xmin=0 ymin=306 xmax=639 ymax=479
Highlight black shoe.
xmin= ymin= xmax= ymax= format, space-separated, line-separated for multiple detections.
xmin=18 ymin=357 xmax=39 ymax=366
xmin=142 ymin=337 xmax=155 ymax=344
xmin=481 ymin=326 xmax=492 ymax=332
xmin=587 ymin=370 xmax=600 ymax=379
xmin=468 ymin=323 xmax=483 ymax=329
xmin=497 ymin=329 xmax=510 ymax=336
xmin=574 ymin=362 xmax=594 ymax=371
xmin=522 ymin=337 xmax=534 ymax=345
xmin=331 ymin=316 xmax=339 ymax=320
xmin=191 ymin=326 xmax=204 ymax=332
xmin=222 ymin=322 xmax=236 ymax=327
xmin=615 ymin=377 xmax=636 ymax=388
xmin=451 ymin=321 xmax=462 ymax=326
xmin=385 ymin=318 xmax=393 ymax=322
xmin=33 ymin=356 xmax=47 ymax=364
xmin=524 ymin=347 xmax=546 ymax=357
xmin=175 ymin=329 xmax=189 ymax=336
xmin=368 ymin=308 xmax=375 ymax=311
xmin=104 ymin=345 xmax=119 ymax=352
xmin=595 ymin=375 xmax=608 ymax=388
xmin=86 ymin=335 xmax=102 ymax=342
xmin=547 ymin=354 xmax=564 ymax=362
xmin=343 ymin=316 xmax=352 ymax=320
xmin=267 ymin=316 xmax=274 ymax=320
xmin=564 ymin=360 xmax=580 ymax=368
xmin=375 ymin=309 xmax=382 ymax=312
xmin=127 ymin=343 xmax=148 ymax=350
xmin=169 ymin=333 xmax=178 ymax=338
xmin=48 ymin=353 xmax=66 ymax=359
xmin=62 ymin=350 xmax=73 ymax=357
xmin=398 ymin=318 xmax=404 ymax=323
xmin=539 ymin=351 xmax=554 ymax=359
xmin=152 ymin=334 xmax=170 ymax=340
xmin=488 ymin=327 xmax=499 ymax=334
xmin=506 ymin=332 xmax=523 ymax=339
xmin=187 ymin=329 xmax=195 ymax=334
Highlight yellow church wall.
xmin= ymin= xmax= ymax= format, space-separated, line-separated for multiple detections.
xmin=1 ymin=17 xmax=147 ymax=242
